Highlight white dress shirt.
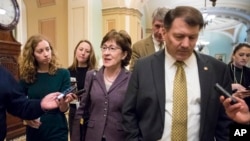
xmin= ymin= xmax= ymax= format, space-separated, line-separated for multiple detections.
xmin=152 ymin=34 xmax=164 ymax=52
xmin=158 ymin=50 xmax=201 ymax=141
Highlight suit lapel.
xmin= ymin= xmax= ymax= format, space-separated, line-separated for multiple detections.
xmin=195 ymin=52 xmax=213 ymax=136
xmin=95 ymin=67 xmax=107 ymax=94
xmin=151 ymin=50 xmax=166 ymax=124
xmin=95 ymin=67 xmax=129 ymax=94
xmin=145 ymin=36 xmax=155 ymax=55
xmin=108 ymin=68 xmax=129 ymax=92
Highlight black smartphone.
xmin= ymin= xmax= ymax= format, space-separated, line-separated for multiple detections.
xmin=246 ymin=86 xmax=250 ymax=90
xmin=214 ymin=83 xmax=237 ymax=104
xmin=57 ymin=85 xmax=77 ymax=99
xmin=75 ymin=89 xmax=85 ymax=96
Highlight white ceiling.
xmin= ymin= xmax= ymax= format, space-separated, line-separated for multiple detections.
xmin=141 ymin=0 xmax=250 ymax=31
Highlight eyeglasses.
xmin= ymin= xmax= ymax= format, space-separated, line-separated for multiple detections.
xmin=101 ymin=45 xmax=121 ymax=52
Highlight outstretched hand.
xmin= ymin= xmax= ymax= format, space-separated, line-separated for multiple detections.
xmin=220 ymin=95 xmax=250 ymax=124
xmin=63 ymin=93 xmax=77 ymax=103
xmin=40 ymin=92 xmax=60 ymax=111
xmin=57 ymin=93 xmax=77 ymax=112
xmin=41 ymin=92 xmax=77 ymax=112
xmin=233 ymin=90 xmax=250 ymax=99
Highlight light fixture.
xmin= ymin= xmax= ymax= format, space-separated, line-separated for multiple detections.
xmin=210 ymin=0 xmax=217 ymax=7
xmin=0 ymin=8 xmax=6 ymax=15
xmin=202 ymin=0 xmax=216 ymax=28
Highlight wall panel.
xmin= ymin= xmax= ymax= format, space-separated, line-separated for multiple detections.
xmin=39 ymin=18 xmax=56 ymax=48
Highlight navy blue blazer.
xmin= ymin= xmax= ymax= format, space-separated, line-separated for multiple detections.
xmin=122 ymin=49 xmax=232 ymax=141
xmin=0 ymin=66 xmax=43 ymax=141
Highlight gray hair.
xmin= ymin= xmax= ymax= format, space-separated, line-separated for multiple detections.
xmin=152 ymin=7 xmax=169 ymax=23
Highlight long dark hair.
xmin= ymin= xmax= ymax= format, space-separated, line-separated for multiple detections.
xmin=229 ymin=42 xmax=250 ymax=63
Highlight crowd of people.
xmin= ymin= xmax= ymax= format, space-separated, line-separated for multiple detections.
xmin=1 ymin=5 xmax=250 ymax=141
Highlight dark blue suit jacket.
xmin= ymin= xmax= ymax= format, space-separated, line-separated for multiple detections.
xmin=0 ymin=66 xmax=44 ymax=141
xmin=122 ymin=49 xmax=232 ymax=141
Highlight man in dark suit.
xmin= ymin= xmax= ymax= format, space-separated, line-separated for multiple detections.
xmin=129 ymin=7 xmax=169 ymax=71
xmin=0 ymin=65 xmax=75 ymax=140
xmin=122 ymin=6 xmax=232 ymax=141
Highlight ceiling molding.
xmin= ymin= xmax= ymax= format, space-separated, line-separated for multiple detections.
xmin=201 ymin=7 xmax=250 ymax=28
xmin=102 ymin=7 xmax=142 ymax=19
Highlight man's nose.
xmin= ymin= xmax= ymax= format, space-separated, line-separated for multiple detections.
xmin=181 ymin=38 xmax=190 ymax=48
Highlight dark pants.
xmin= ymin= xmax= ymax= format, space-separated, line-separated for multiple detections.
xmin=69 ymin=104 xmax=76 ymax=137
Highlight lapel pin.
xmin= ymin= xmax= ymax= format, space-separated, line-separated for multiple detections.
xmin=204 ymin=67 xmax=208 ymax=70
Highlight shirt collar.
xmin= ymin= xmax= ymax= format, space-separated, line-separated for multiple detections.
xmin=165 ymin=49 xmax=196 ymax=68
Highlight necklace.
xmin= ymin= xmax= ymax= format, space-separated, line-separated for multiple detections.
xmin=104 ymin=69 xmax=121 ymax=83
xmin=104 ymin=75 xmax=115 ymax=83
xmin=231 ymin=63 xmax=243 ymax=84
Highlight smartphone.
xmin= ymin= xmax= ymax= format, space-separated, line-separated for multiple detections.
xmin=57 ymin=85 xmax=77 ymax=99
xmin=246 ymin=86 xmax=250 ymax=90
xmin=214 ymin=83 xmax=237 ymax=104
xmin=75 ymin=89 xmax=85 ymax=96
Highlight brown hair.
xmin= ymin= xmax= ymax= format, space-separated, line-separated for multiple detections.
xmin=19 ymin=34 xmax=60 ymax=83
xmin=101 ymin=29 xmax=132 ymax=67
xmin=164 ymin=6 xmax=204 ymax=30
xmin=68 ymin=40 xmax=97 ymax=71
xmin=229 ymin=42 xmax=250 ymax=63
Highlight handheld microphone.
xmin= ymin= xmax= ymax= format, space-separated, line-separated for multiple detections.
xmin=57 ymin=85 xmax=77 ymax=99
